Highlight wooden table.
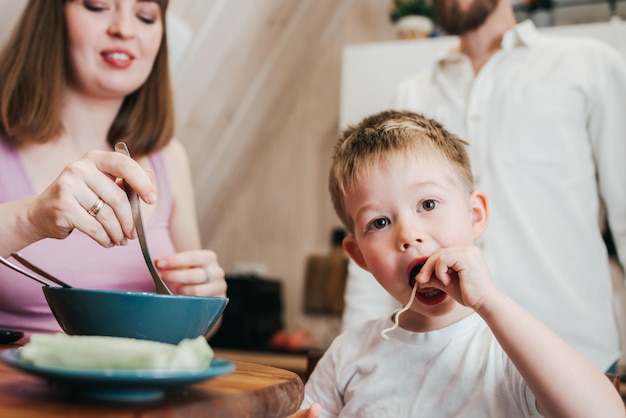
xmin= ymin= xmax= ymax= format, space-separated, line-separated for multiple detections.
xmin=0 ymin=345 xmax=304 ymax=417
xmin=214 ymin=348 xmax=308 ymax=379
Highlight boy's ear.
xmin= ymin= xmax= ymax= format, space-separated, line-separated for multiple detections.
xmin=342 ymin=235 xmax=368 ymax=271
xmin=470 ymin=190 xmax=489 ymax=239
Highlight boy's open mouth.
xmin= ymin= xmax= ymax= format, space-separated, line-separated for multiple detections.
xmin=408 ymin=261 xmax=447 ymax=305
xmin=408 ymin=262 xmax=425 ymax=288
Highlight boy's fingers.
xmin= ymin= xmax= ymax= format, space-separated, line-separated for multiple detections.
xmin=308 ymin=403 xmax=322 ymax=418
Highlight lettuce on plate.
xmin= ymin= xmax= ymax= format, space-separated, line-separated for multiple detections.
xmin=20 ymin=333 xmax=214 ymax=372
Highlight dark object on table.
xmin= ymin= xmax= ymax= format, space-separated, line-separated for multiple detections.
xmin=210 ymin=274 xmax=284 ymax=350
xmin=0 ymin=330 xmax=23 ymax=344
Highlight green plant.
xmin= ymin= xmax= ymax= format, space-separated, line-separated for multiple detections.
xmin=389 ymin=0 xmax=436 ymax=22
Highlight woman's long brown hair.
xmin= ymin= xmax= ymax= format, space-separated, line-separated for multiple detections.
xmin=0 ymin=0 xmax=173 ymax=157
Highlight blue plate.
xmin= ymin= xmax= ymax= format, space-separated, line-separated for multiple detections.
xmin=0 ymin=348 xmax=236 ymax=402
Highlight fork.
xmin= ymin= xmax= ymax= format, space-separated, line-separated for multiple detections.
xmin=114 ymin=142 xmax=172 ymax=295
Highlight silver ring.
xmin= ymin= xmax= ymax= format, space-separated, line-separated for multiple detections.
xmin=87 ymin=197 xmax=105 ymax=217
xmin=204 ymin=266 xmax=212 ymax=282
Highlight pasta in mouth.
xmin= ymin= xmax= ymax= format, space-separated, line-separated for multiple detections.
xmin=381 ymin=281 xmax=418 ymax=339
xmin=408 ymin=262 xmax=425 ymax=287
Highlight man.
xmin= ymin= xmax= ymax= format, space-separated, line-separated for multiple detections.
xmin=341 ymin=0 xmax=626 ymax=373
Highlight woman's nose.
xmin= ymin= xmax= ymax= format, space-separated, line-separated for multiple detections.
xmin=108 ymin=10 xmax=135 ymax=39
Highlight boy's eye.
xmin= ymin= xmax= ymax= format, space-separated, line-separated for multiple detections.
xmin=368 ymin=218 xmax=390 ymax=231
xmin=420 ymin=199 xmax=438 ymax=212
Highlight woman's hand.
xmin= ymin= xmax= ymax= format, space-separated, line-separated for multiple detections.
xmin=26 ymin=150 xmax=156 ymax=248
xmin=155 ymin=249 xmax=226 ymax=298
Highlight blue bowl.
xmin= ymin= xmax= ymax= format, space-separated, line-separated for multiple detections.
xmin=43 ymin=287 xmax=228 ymax=345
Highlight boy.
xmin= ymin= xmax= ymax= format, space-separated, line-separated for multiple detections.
xmin=293 ymin=110 xmax=624 ymax=417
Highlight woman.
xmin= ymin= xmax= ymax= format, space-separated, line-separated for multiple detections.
xmin=0 ymin=0 xmax=226 ymax=335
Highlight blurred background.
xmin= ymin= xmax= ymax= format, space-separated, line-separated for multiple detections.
xmin=1 ymin=1 xmax=624 ymax=361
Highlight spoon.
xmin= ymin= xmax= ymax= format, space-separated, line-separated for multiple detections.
xmin=0 ymin=254 xmax=70 ymax=288
xmin=114 ymin=142 xmax=172 ymax=295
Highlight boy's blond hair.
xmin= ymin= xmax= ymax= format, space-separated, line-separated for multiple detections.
xmin=329 ymin=110 xmax=474 ymax=233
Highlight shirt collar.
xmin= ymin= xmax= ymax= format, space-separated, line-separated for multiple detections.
xmin=502 ymin=19 xmax=540 ymax=49
xmin=437 ymin=19 xmax=540 ymax=65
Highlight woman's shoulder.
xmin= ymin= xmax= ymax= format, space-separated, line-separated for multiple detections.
xmin=159 ymin=138 xmax=189 ymax=166
xmin=157 ymin=138 xmax=192 ymax=178
xmin=155 ymin=138 xmax=195 ymax=205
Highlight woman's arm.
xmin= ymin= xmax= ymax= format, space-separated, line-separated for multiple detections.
xmin=0 ymin=197 xmax=40 ymax=257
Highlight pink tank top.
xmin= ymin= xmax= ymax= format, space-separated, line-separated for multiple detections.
xmin=0 ymin=133 xmax=176 ymax=334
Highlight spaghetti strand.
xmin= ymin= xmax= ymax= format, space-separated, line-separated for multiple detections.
xmin=381 ymin=282 xmax=418 ymax=339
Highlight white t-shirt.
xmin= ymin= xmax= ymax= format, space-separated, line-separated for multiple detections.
xmin=342 ymin=20 xmax=625 ymax=371
xmin=304 ymin=313 xmax=541 ymax=418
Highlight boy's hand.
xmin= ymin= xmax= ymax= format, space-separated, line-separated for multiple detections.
xmin=415 ymin=246 xmax=499 ymax=312
xmin=288 ymin=403 xmax=321 ymax=418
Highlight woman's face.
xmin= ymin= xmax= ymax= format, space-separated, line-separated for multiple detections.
xmin=64 ymin=0 xmax=163 ymax=99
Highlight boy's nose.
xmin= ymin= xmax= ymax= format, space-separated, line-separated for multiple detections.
xmin=400 ymin=239 xmax=422 ymax=251
xmin=397 ymin=221 xmax=423 ymax=251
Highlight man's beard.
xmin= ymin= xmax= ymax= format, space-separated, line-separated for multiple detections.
xmin=434 ymin=0 xmax=499 ymax=35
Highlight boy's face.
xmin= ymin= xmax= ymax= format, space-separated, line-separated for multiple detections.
xmin=342 ymin=150 xmax=488 ymax=327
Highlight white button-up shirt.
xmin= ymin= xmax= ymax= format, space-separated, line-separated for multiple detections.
xmin=343 ymin=20 xmax=625 ymax=370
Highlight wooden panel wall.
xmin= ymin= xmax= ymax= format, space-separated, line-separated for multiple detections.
xmin=183 ymin=0 xmax=396 ymax=330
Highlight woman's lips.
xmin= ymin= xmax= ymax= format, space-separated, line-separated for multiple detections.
xmin=101 ymin=49 xmax=134 ymax=69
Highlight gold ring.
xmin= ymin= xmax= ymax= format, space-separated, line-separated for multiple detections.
xmin=87 ymin=197 xmax=105 ymax=217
